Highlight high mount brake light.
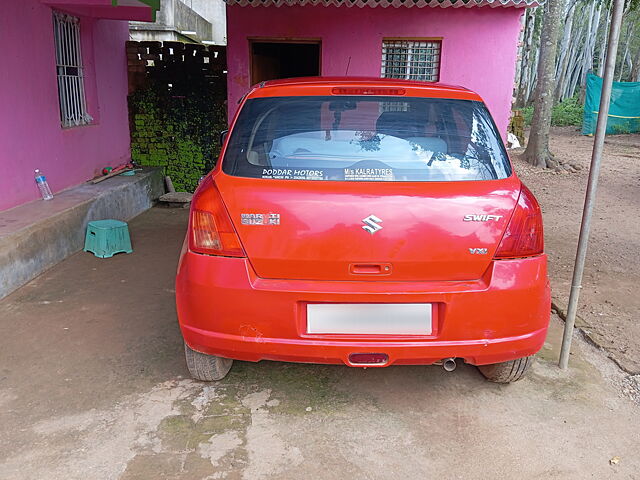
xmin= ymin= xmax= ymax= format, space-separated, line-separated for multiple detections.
xmin=189 ymin=180 xmax=245 ymax=257
xmin=494 ymin=184 xmax=544 ymax=259
xmin=331 ymin=87 xmax=406 ymax=96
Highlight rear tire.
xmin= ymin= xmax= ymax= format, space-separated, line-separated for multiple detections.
xmin=478 ymin=356 xmax=534 ymax=383
xmin=184 ymin=342 xmax=233 ymax=381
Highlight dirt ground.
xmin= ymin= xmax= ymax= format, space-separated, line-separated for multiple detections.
xmin=513 ymin=127 xmax=640 ymax=374
xmin=1 ymin=206 xmax=640 ymax=479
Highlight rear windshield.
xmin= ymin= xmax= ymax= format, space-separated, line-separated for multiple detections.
xmin=222 ymin=96 xmax=511 ymax=182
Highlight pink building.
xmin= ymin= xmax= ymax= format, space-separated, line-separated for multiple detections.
xmin=0 ymin=0 xmax=158 ymax=211
xmin=225 ymin=0 xmax=537 ymax=137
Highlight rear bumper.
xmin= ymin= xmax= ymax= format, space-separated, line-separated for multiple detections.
xmin=176 ymin=251 xmax=550 ymax=367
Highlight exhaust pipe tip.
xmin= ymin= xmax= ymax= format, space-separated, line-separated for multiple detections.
xmin=442 ymin=358 xmax=457 ymax=372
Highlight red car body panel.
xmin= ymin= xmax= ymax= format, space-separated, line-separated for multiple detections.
xmin=176 ymin=77 xmax=551 ymax=368
xmin=216 ymin=174 xmax=521 ymax=282
xmin=176 ymin=252 xmax=549 ymax=366
xmin=246 ymin=77 xmax=484 ymax=102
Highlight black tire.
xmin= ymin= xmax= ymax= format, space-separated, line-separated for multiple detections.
xmin=184 ymin=342 xmax=233 ymax=381
xmin=477 ymin=356 xmax=534 ymax=383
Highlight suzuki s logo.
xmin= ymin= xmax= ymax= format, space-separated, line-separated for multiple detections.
xmin=362 ymin=215 xmax=383 ymax=235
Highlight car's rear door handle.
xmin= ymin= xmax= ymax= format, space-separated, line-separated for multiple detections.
xmin=349 ymin=263 xmax=392 ymax=275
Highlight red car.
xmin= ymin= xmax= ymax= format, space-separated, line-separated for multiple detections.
xmin=176 ymin=78 xmax=550 ymax=384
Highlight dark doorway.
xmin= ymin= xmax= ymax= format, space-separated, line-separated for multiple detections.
xmin=250 ymin=41 xmax=321 ymax=85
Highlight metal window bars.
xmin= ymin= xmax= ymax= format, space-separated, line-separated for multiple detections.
xmin=381 ymin=40 xmax=441 ymax=82
xmin=53 ymin=11 xmax=92 ymax=128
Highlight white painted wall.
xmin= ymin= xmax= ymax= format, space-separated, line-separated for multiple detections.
xmin=130 ymin=0 xmax=227 ymax=45
xmin=186 ymin=0 xmax=227 ymax=44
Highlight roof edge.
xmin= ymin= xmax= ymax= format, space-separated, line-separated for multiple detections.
xmin=224 ymin=0 xmax=541 ymax=8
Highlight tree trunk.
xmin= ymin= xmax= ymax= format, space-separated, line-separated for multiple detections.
xmin=563 ymin=19 xmax=587 ymax=99
xmin=523 ymin=0 xmax=565 ymax=168
xmin=579 ymin=2 xmax=602 ymax=103
xmin=527 ymin=47 xmax=539 ymax=103
xmin=554 ymin=2 xmax=576 ymax=102
xmin=598 ymin=8 xmax=611 ymax=77
xmin=515 ymin=9 xmax=536 ymax=107
xmin=617 ymin=22 xmax=634 ymax=81
xmin=631 ymin=45 xmax=640 ymax=81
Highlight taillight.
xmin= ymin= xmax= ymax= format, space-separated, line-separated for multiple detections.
xmin=189 ymin=180 xmax=245 ymax=257
xmin=494 ymin=184 xmax=544 ymax=259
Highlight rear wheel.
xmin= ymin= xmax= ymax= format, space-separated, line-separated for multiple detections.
xmin=478 ymin=356 xmax=534 ymax=383
xmin=184 ymin=342 xmax=233 ymax=381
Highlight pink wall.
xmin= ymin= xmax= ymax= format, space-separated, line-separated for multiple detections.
xmin=0 ymin=0 xmax=131 ymax=211
xmin=226 ymin=5 xmax=523 ymax=137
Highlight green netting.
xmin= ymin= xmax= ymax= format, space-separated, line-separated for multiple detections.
xmin=583 ymin=72 xmax=640 ymax=135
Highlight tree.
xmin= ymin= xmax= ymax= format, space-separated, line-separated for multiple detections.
xmin=631 ymin=45 xmax=640 ymax=81
xmin=516 ymin=0 xmax=640 ymax=105
xmin=515 ymin=8 xmax=540 ymax=107
xmin=522 ymin=0 xmax=566 ymax=168
xmin=554 ymin=2 xmax=576 ymax=102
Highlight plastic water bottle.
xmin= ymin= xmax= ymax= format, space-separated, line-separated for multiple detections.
xmin=34 ymin=169 xmax=53 ymax=200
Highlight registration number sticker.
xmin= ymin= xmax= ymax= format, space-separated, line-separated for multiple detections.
xmin=307 ymin=303 xmax=432 ymax=335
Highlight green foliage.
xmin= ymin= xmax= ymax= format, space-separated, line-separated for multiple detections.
xmin=610 ymin=124 xmax=632 ymax=134
xmin=522 ymin=104 xmax=534 ymax=126
xmin=550 ymin=95 xmax=584 ymax=126
xmin=522 ymin=95 xmax=584 ymax=127
xmin=608 ymin=118 xmax=640 ymax=135
xmin=128 ymin=82 xmax=227 ymax=193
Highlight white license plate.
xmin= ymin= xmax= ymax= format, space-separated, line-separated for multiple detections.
xmin=306 ymin=303 xmax=432 ymax=335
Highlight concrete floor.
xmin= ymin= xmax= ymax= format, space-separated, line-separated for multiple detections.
xmin=0 ymin=207 xmax=638 ymax=480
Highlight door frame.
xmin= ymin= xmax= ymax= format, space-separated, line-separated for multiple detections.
xmin=248 ymin=38 xmax=323 ymax=86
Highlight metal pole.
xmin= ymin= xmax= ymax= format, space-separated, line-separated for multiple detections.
xmin=559 ymin=0 xmax=625 ymax=369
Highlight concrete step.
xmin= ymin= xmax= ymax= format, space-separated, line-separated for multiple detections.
xmin=0 ymin=168 xmax=164 ymax=300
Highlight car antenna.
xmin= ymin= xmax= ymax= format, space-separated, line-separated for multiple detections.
xmin=345 ymin=56 xmax=351 ymax=76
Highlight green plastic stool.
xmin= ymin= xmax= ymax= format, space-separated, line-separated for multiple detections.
xmin=84 ymin=219 xmax=133 ymax=258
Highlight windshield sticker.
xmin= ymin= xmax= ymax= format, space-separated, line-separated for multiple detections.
xmin=241 ymin=213 xmax=280 ymax=225
xmin=344 ymin=168 xmax=394 ymax=181
xmin=261 ymin=169 xmax=324 ymax=180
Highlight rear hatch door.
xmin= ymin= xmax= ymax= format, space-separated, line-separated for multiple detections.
xmin=216 ymin=174 xmax=520 ymax=282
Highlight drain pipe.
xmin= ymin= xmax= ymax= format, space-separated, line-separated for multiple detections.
xmin=559 ymin=0 xmax=625 ymax=369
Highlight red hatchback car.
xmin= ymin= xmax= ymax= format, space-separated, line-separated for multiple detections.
xmin=176 ymin=78 xmax=550 ymax=383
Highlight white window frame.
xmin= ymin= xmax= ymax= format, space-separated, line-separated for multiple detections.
xmin=53 ymin=11 xmax=92 ymax=128
xmin=381 ymin=39 xmax=442 ymax=83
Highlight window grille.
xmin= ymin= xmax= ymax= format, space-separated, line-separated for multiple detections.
xmin=381 ymin=40 xmax=441 ymax=82
xmin=53 ymin=12 xmax=92 ymax=127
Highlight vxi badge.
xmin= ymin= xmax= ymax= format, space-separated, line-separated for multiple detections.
xmin=362 ymin=215 xmax=383 ymax=234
